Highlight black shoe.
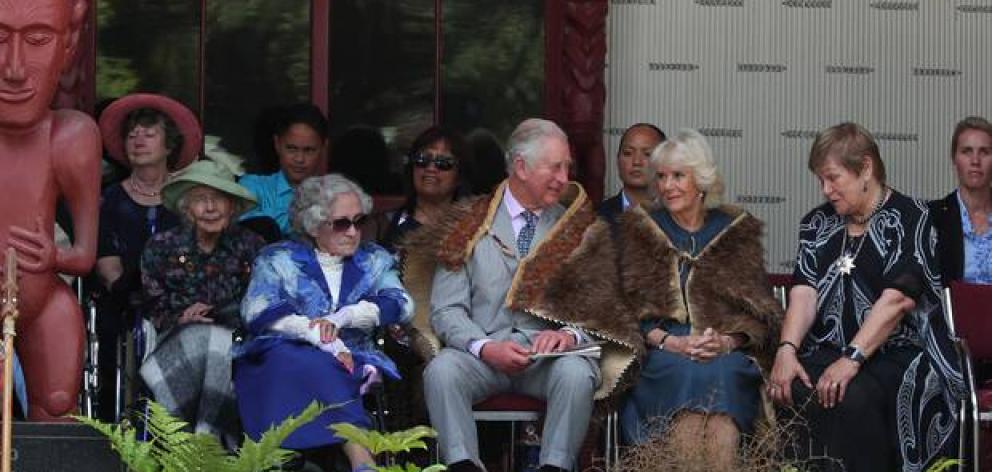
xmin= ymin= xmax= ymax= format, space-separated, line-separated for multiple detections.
xmin=538 ymin=466 xmax=568 ymax=472
xmin=447 ymin=460 xmax=483 ymax=472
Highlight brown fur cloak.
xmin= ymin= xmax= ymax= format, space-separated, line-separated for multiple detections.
xmin=541 ymin=204 xmax=783 ymax=376
xmin=400 ymin=180 xmax=639 ymax=400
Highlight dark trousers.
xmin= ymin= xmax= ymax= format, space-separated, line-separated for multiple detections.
xmin=786 ymin=346 xmax=917 ymax=472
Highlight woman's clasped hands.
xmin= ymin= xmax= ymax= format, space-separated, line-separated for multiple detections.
xmin=653 ymin=327 xmax=736 ymax=362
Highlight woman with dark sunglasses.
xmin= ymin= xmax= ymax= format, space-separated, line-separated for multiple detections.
xmin=380 ymin=126 xmax=471 ymax=251
xmin=375 ymin=127 xmax=471 ymax=438
xmin=233 ymin=174 xmax=413 ymax=471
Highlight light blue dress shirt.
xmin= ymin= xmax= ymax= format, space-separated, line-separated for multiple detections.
xmin=957 ymin=191 xmax=992 ymax=284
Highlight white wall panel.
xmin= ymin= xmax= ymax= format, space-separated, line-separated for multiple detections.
xmin=605 ymin=0 xmax=992 ymax=273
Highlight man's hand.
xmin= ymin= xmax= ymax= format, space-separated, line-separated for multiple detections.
xmin=531 ymin=329 xmax=576 ymax=354
xmin=480 ymin=341 xmax=531 ymax=374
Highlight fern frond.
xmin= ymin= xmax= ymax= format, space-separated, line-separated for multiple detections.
xmin=73 ymin=415 xmax=161 ymax=472
xmin=926 ymin=458 xmax=962 ymax=472
xmin=78 ymin=400 xmax=336 ymax=472
xmin=144 ymin=401 xmax=192 ymax=440
xmin=331 ymin=423 xmax=438 ymax=456
xmin=389 ymin=426 xmax=437 ymax=453
xmin=330 ymin=423 xmax=383 ymax=454
xmin=139 ymin=402 xmax=198 ymax=468
xmin=157 ymin=430 xmax=229 ymax=472
xmin=231 ymin=400 xmax=326 ymax=471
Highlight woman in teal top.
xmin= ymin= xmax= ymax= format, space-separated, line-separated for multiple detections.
xmin=240 ymin=104 xmax=328 ymax=237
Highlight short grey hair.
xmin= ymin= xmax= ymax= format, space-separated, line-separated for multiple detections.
xmin=650 ymin=128 xmax=725 ymax=209
xmin=505 ymin=118 xmax=568 ymax=172
xmin=291 ymin=174 xmax=373 ymax=238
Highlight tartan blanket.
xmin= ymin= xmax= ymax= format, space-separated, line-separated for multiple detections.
xmin=139 ymin=323 xmax=239 ymax=438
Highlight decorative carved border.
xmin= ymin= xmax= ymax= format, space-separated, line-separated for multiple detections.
xmin=545 ymin=0 xmax=608 ymax=202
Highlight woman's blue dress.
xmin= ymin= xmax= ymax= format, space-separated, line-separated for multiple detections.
xmin=233 ymin=240 xmax=413 ymax=449
xmin=620 ymin=209 xmax=763 ymax=445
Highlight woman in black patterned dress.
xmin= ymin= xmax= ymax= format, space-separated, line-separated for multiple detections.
xmin=767 ymin=123 xmax=964 ymax=471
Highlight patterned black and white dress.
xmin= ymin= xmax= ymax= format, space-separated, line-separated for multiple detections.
xmin=790 ymin=190 xmax=964 ymax=472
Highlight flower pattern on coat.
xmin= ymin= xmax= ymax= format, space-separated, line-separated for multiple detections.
xmin=141 ymin=224 xmax=265 ymax=334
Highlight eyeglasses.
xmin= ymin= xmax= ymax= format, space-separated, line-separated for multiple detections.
xmin=411 ymin=152 xmax=457 ymax=171
xmin=323 ymin=214 xmax=368 ymax=232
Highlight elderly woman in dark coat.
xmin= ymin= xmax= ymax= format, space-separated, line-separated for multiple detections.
xmin=94 ymin=94 xmax=200 ymax=421
xmin=138 ymin=156 xmax=265 ymax=442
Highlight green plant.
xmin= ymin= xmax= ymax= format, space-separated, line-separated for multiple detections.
xmin=75 ymin=400 xmax=325 ymax=472
xmin=329 ymin=423 xmax=446 ymax=472
xmin=925 ymin=458 xmax=962 ymax=472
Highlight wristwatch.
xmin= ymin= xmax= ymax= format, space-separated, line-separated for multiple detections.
xmin=841 ymin=344 xmax=867 ymax=364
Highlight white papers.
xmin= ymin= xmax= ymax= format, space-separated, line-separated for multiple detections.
xmin=529 ymin=341 xmax=604 ymax=360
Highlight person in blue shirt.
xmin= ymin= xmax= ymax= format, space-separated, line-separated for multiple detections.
xmin=239 ymin=104 xmax=328 ymax=238
xmin=931 ymin=116 xmax=992 ymax=285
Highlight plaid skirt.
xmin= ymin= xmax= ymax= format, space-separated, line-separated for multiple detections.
xmin=139 ymin=323 xmax=239 ymax=438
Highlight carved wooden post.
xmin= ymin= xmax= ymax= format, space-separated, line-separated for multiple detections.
xmin=54 ymin=0 xmax=96 ymax=114
xmin=545 ymin=0 xmax=608 ymax=203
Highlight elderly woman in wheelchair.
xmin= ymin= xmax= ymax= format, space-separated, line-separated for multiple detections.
xmin=233 ymin=174 xmax=413 ymax=472
xmin=137 ymin=156 xmax=265 ymax=442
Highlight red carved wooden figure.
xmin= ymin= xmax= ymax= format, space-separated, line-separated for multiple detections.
xmin=0 ymin=0 xmax=101 ymax=420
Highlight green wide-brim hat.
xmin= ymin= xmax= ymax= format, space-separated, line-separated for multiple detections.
xmin=162 ymin=158 xmax=257 ymax=215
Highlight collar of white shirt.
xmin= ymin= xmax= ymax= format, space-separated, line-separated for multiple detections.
xmin=503 ymin=186 xmax=543 ymax=238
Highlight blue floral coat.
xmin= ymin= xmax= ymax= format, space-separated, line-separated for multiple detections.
xmin=235 ymin=239 xmax=413 ymax=378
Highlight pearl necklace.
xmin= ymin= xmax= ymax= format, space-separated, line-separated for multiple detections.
xmin=127 ymin=177 xmax=162 ymax=198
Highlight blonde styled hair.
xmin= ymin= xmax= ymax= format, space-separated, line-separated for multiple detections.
xmin=649 ymin=128 xmax=725 ymax=209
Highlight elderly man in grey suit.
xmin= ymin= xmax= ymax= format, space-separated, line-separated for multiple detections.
xmin=422 ymin=119 xmax=601 ymax=472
